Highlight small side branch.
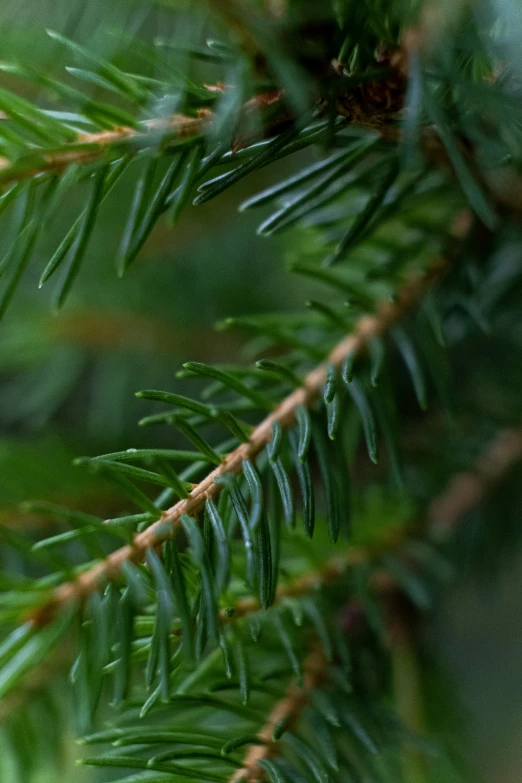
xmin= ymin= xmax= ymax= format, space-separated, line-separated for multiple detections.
xmin=230 ymin=646 xmax=328 ymax=783
xmin=428 ymin=427 xmax=522 ymax=537
xmin=229 ymin=418 xmax=522 ymax=624
xmin=0 ymin=114 xmax=212 ymax=188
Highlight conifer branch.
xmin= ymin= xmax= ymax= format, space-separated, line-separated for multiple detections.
xmin=230 ymin=645 xmax=328 ymax=783
xmin=12 ymin=418 xmax=522 ymax=741
xmin=0 ymin=113 xmax=212 ymax=188
xmin=32 ymin=213 xmax=470 ymax=625
xmin=227 ymin=424 xmax=522 ymax=783
xmin=229 ymin=421 xmax=522 ymax=626
xmin=428 ymin=426 xmax=522 ymax=538
xmin=0 ymin=3 xmax=520 ymax=776
xmin=221 ymin=548 xmax=369 ymax=623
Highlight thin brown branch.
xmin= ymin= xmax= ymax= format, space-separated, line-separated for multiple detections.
xmin=229 ymin=424 xmax=522 ymax=624
xmin=224 ymin=426 xmax=522 ymax=781
xmin=14 ymin=401 xmax=522 ymax=743
xmin=243 ymin=424 xmax=522 ymax=622
xmin=0 ymin=113 xmax=212 ymax=189
xmin=0 ymin=79 xmax=408 ymax=191
xmin=0 ymin=2 xmax=519 ymax=217
xmin=428 ymin=426 xmax=522 ymax=537
xmin=33 ymin=277 xmax=444 ymax=614
xmin=230 ymin=644 xmax=328 ymax=783
xmin=221 ymin=546 xmax=369 ymax=625
xmin=29 ymin=214 xmax=469 ymax=626
xmin=369 ymin=425 xmax=522 ymax=600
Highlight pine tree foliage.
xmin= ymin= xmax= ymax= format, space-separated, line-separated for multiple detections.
xmin=1 ymin=1 xmax=522 ymax=781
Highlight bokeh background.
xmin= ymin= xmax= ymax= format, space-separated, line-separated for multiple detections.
xmin=0 ymin=2 xmax=521 ymax=781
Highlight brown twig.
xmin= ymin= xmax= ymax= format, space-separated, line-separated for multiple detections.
xmin=222 ymin=547 xmax=369 ymax=623
xmin=237 ymin=423 xmax=522 ymax=624
xmin=0 ymin=113 xmax=212 ymax=189
xmin=428 ymin=426 xmax=522 ymax=537
xmin=226 ymin=425 xmax=522 ymax=782
xmin=228 ymin=422 xmax=522 ymax=627
xmin=13 ymin=406 xmax=522 ymax=751
xmin=0 ymin=77 xmax=400 ymax=192
xmin=0 ymin=2 xmax=518 ymax=218
xmin=230 ymin=645 xmax=328 ymax=783
xmin=32 ymin=218 xmax=469 ymax=625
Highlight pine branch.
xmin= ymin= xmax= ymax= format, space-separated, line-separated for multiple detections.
xmin=225 ymin=418 xmax=522 ymax=783
xmin=0 ymin=5 xmax=511 ymax=319
xmin=428 ymin=426 xmax=522 ymax=538
xmin=9 ymin=418 xmax=521 ymax=763
xmin=226 ymin=423 xmax=522 ymax=782
xmin=35 ymin=217 xmax=469 ymax=625
xmin=1 ymin=5 xmax=521 ymax=777
xmin=230 ymin=645 xmax=328 ymax=783
xmin=231 ymin=421 xmax=522 ymax=624
xmin=0 ymin=113 xmax=211 ymax=189
xmin=222 ymin=548 xmax=369 ymax=623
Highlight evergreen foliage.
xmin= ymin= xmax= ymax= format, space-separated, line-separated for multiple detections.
xmin=1 ymin=1 xmax=522 ymax=781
